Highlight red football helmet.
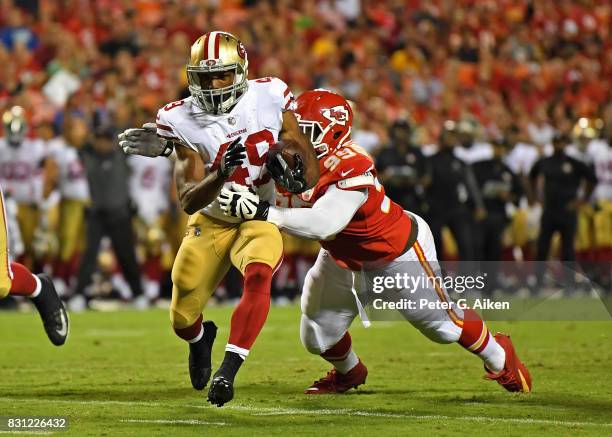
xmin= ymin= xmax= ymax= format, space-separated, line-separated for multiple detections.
xmin=295 ymin=89 xmax=353 ymax=159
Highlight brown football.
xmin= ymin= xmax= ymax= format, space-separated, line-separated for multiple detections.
xmin=266 ymin=140 xmax=301 ymax=170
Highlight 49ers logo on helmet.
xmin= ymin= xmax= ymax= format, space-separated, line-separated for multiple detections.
xmin=237 ymin=42 xmax=246 ymax=59
xmin=322 ymin=106 xmax=349 ymax=125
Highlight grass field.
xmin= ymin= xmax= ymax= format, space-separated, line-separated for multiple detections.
xmin=0 ymin=304 xmax=610 ymax=436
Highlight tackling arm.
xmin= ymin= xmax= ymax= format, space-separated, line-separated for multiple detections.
xmin=267 ymin=185 xmax=367 ymax=240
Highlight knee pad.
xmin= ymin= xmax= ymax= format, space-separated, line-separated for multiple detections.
xmin=417 ymin=320 xmax=462 ymax=344
xmin=300 ymin=315 xmax=328 ymax=355
xmin=169 ymin=291 xmax=200 ymax=330
xmin=300 ymin=313 xmax=352 ymax=355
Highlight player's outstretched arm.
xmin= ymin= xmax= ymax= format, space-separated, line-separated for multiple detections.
xmin=118 ymin=123 xmax=175 ymax=159
xmin=279 ymin=110 xmax=319 ymax=189
xmin=175 ymin=138 xmax=245 ymax=215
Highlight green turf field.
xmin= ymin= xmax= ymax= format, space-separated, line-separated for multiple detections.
xmin=0 ymin=305 xmax=610 ymax=436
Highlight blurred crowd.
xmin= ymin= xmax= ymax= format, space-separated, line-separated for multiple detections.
xmin=0 ymin=0 xmax=610 ymax=308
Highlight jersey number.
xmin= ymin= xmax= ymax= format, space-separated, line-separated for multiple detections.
xmin=211 ymin=130 xmax=275 ymax=186
xmin=323 ymin=144 xmax=371 ymax=172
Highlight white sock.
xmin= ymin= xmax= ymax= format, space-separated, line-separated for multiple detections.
xmin=326 ymin=349 xmax=359 ymax=374
xmin=30 ymin=276 xmax=42 ymax=298
xmin=479 ymin=333 xmax=506 ymax=373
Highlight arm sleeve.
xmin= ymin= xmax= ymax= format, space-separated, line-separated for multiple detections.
xmin=267 ymin=185 xmax=367 ymax=240
xmin=156 ymin=106 xmax=198 ymax=152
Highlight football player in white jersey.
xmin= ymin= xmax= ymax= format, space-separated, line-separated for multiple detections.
xmin=127 ymin=154 xmax=173 ymax=300
xmin=119 ymin=31 xmax=319 ymax=407
xmin=0 ymin=106 xmax=50 ymax=265
xmin=46 ymin=116 xmax=90 ymax=291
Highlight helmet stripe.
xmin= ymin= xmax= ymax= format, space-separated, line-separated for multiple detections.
xmin=202 ymin=33 xmax=211 ymax=59
xmin=213 ymin=32 xmax=220 ymax=58
xmin=207 ymin=31 xmax=218 ymax=59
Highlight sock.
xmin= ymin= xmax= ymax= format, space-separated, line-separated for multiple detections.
xmin=458 ymin=309 xmax=505 ymax=373
xmin=321 ymin=331 xmax=359 ymax=374
xmin=226 ymin=262 xmax=273 ymax=357
xmin=215 ymin=351 xmax=244 ymax=382
xmin=9 ymin=262 xmax=41 ymax=297
xmin=174 ymin=314 xmax=203 ymax=343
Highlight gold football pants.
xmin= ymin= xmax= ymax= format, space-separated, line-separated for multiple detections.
xmin=170 ymin=213 xmax=283 ymax=329
xmin=0 ymin=189 xmax=13 ymax=298
xmin=58 ymin=199 xmax=87 ymax=262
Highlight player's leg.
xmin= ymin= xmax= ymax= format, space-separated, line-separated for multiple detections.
xmin=301 ymin=249 xmax=367 ymax=394
xmin=206 ymin=220 xmax=283 ymax=406
xmin=395 ymin=213 xmax=531 ymax=392
xmin=0 ymin=190 xmax=68 ymax=345
xmin=170 ymin=213 xmax=235 ymax=390
xmin=16 ymin=203 xmax=39 ymax=265
xmin=106 ymin=211 xmax=146 ymax=304
xmin=56 ymin=199 xmax=86 ymax=291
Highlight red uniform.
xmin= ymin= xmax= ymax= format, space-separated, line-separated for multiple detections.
xmin=296 ymin=140 xmax=411 ymax=270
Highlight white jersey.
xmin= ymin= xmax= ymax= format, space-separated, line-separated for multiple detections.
xmin=505 ymin=142 xmax=540 ymax=175
xmin=46 ymin=138 xmax=90 ymax=202
xmin=587 ymin=139 xmax=612 ymax=201
xmin=156 ymin=77 xmax=294 ymax=222
xmin=0 ymin=138 xmax=46 ymax=204
xmin=128 ymin=155 xmax=173 ymax=225
xmin=454 ymin=141 xmax=493 ymax=164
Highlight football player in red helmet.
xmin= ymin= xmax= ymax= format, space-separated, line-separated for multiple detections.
xmin=219 ymin=89 xmax=532 ymax=395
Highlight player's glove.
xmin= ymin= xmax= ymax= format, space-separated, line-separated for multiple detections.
xmin=217 ymin=137 xmax=246 ymax=179
xmin=118 ymin=123 xmax=175 ymax=157
xmin=267 ymin=153 xmax=307 ymax=194
xmin=218 ymin=183 xmax=269 ymax=220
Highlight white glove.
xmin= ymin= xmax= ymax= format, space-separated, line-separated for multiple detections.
xmin=118 ymin=122 xmax=174 ymax=157
xmin=218 ymin=183 xmax=270 ymax=220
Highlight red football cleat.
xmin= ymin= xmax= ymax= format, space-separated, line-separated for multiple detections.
xmin=305 ymin=360 xmax=368 ymax=394
xmin=485 ymin=333 xmax=532 ymax=393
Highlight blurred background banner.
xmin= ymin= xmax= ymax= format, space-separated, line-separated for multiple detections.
xmin=0 ymin=0 xmax=610 ymax=309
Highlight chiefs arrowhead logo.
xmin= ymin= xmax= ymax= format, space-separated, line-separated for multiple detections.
xmin=322 ymin=106 xmax=349 ymax=125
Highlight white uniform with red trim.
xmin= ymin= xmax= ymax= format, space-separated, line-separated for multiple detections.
xmin=156 ymin=77 xmax=295 ymax=223
xmin=266 ymin=141 xmax=466 ymax=354
xmin=128 ymin=155 xmax=172 ymax=225
xmin=46 ymin=138 xmax=89 ymax=202
xmin=0 ymin=138 xmax=46 ymax=204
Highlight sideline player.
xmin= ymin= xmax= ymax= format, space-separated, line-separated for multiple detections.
xmin=219 ymin=89 xmax=532 ymax=394
xmin=1 ymin=185 xmax=69 ymax=345
xmin=118 ymin=31 xmax=318 ymax=406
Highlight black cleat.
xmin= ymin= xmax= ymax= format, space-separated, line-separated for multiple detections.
xmin=207 ymin=375 xmax=234 ymax=407
xmin=189 ymin=321 xmax=217 ymax=390
xmin=31 ymin=274 xmax=69 ymax=346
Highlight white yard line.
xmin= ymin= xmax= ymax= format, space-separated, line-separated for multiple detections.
xmin=1 ymin=397 xmax=611 ymax=429
xmin=121 ymin=419 xmax=226 ymax=426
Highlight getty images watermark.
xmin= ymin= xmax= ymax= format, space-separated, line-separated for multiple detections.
xmin=370 ymin=272 xmax=509 ymax=311
xmin=356 ymin=261 xmax=611 ymax=321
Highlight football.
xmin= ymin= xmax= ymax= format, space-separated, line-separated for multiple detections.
xmin=266 ymin=139 xmax=302 ymax=170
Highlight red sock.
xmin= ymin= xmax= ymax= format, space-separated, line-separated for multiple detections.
xmin=321 ymin=331 xmax=360 ymax=374
xmin=9 ymin=262 xmax=38 ymax=296
xmin=458 ymin=308 xmax=505 ymax=372
xmin=227 ymin=263 xmax=272 ymax=356
xmin=174 ymin=314 xmax=203 ymax=342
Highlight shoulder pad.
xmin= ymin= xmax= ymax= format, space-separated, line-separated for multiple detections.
xmin=252 ymin=77 xmax=296 ymax=111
